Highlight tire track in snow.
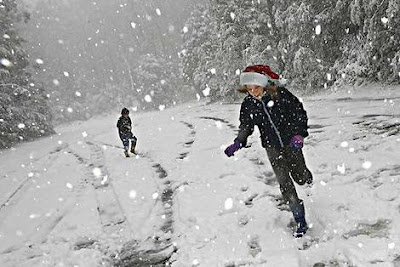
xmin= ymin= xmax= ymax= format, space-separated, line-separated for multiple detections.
xmin=116 ymin=152 xmax=177 ymax=266
xmin=83 ymin=141 xmax=131 ymax=234
xmin=177 ymin=121 xmax=196 ymax=160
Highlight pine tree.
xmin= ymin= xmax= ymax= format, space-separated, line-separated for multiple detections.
xmin=0 ymin=0 xmax=53 ymax=149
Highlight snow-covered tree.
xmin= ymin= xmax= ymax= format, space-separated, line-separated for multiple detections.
xmin=0 ymin=0 xmax=53 ymax=149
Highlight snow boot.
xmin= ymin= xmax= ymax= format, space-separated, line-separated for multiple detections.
xmin=124 ymin=146 xmax=130 ymax=157
xmin=130 ymin=144 xmax=136 ymax=154
xmin=289 ymin=201 xmax=308 ymax=238
xmin=131 ymin=137 xmax=137 ymax=154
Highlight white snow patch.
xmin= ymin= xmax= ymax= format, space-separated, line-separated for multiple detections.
xmin=196 ymin=93 xmax=201 ymax=101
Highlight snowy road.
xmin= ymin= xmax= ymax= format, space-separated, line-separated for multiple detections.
xmin=1 ymin=86 xmax=400 ymax=266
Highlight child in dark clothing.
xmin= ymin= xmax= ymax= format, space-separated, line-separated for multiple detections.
xmin=224 ymin=65 xmax=313 ymax=238
xmin=117 ymin=107 xmax=137 ymax=157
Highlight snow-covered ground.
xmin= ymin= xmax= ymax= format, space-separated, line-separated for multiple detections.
xmin=1 ymin=85 xmax=400 ymax=267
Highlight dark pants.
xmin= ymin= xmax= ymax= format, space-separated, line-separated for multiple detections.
xmin=120 ymin=132 xmax=137 ymax=151
xmin=266 ymin=146 xmax=312 ymax=205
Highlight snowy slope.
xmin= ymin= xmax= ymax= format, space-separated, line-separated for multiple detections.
xmin=0 ymin=85 xmax=400 ymax=267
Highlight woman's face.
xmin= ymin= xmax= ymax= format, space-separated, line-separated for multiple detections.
xmin=246 ymin=84 xmax=264 ymax=98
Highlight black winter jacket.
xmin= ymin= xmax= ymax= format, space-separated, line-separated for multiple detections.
xmin=235 ymin=87 xmax=309 ymax=148
xmin=117 ymin=116 xmax=132 ymax=136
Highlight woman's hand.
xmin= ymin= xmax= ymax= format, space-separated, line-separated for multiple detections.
xmin=224 ymin=141 xmax=242 ymax=157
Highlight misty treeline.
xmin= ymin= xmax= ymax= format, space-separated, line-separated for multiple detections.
xmin=181 ymin=0 xmax=400 ymax=100
xmin=0 ymin=0 xmax=53 ymax=149
xmin=21 ymin=0 xmax=196 ymax=123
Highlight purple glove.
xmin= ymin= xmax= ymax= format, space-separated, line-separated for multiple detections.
xmin=290 ymin=135 xmax=304 ymax=149
xmin=224 ymin=141 xmax=242 ymax=157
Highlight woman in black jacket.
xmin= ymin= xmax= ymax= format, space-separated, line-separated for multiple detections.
xmin=224 ymin=65 xmax=313 ymax=237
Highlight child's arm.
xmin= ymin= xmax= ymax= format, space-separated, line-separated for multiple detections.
xmin=286 ymin=91 xmax=309 ymax=137
xmin=234 ymin=100 xmax=255 ymax=147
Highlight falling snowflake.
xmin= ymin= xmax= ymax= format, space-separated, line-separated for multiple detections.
xmin=209 ymin=68 xmax=216 ymax=74
xmin=53 ymin=79 xmax=60 ymax=86
xmin=18 ymin=123 xmax=25 ymax=129
xmin=160 ymin=79 xmax=166 ymax=85
xmin=159 ymin=105 xmax=166 ymax=111
xmin=3 ymin=34 xmax=10 ymax=39
xmin=92 ymin=167 xmax=102 ymax=178
xmin=235 ymin=69 xmax=241 ymax=75
xmin=230 ymin=12 xmax=235 ymax=20
xmin=337 ymin=163 xmax=346 ymax=174
xmin=315 ymin=25 xmax=322 ymax=35
xmin=267 ymin=100 xmax=274 ymax=108
xmin=327 ymin=73 xmax=332 ymax=81
xmin=63 ymin=71 xmax=70 ymax=77
xmin=75 ymin=91 xmax=81 ymax=97
xmin=224 ymin=198 xmax=233 ymax=210
xmin=66 ymin=183 xmax=73 ymax=189
xmin=320 ymin=180 xmax=327 ymax=186
xmin=0 ymin=58 xmax=12 ymax=67
xmin=202 ymin=86 xmax=211 ymax=97
xmin=182 ymin=26 xmax=189 ymax=33
xmin=340 ymin=141 xmax=349 ymax=148
xmin=381 ymin=17 xmax=389 ymax=24
xmin=192 ymin=259 xmax=200 ymax=266
xmin=215 ymin=121 xmax=223 ymax=129
xmin=168 ymin=25 xmax=175 ymax=33
xmin=362 ymin=161 xmax=372 ymax=169
xmin=35 ymin=59 xmax=44 ymax=64
xmin=67 ymin=107 xmax=73 ymax=113
xmin=130 ymin=22 xmax=136 ymax=29
xmin=156 ymin=8 xmax=161 ymax=16
xmin=196 ymin=93 xmax=201 ymax=101
xmin=144 ymin=95 xmax=152 ymax=102
xmin=29 ymin=214 xmax=40 ymax=219
xmin=129 ymin=190 xmax=137 ymax=199
xmin=388 ymin=243 xmax=395 ymax=249
xmin=152 ymin=192 xmax=159 ymax=199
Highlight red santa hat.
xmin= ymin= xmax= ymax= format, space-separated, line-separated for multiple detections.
xmin=239 ymin=65 xmax=283 ymax=87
